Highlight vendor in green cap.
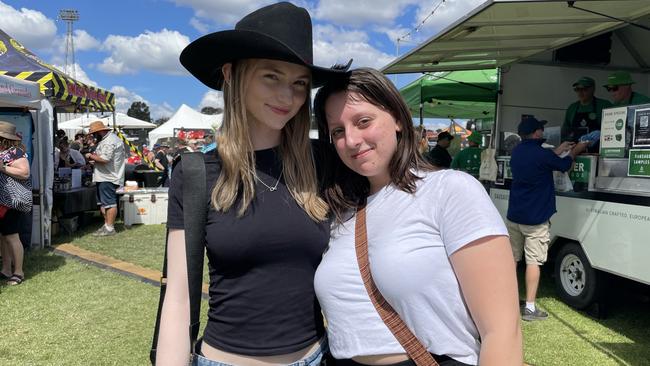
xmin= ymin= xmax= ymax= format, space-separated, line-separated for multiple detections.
xmin=561 ymin=76 xmax=611 ymax=144
xmin=604 ymin=71 xmax=650 ymax=107
xmin=451 ymin=131 xmax=483 ymax=178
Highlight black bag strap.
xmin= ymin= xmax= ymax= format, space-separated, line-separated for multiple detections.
xmin=150 ymin=152 xmax=209 ymax=365
xmin=182 ymin=152 xmax=209 ymax=351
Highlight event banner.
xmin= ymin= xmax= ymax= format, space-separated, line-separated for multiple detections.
xmin=600 ymin=107 xmax=627 ymax=157
xmin=628 ymin=149 xmax=650 ymax=177
xmin=632 ymin=107 xmax=650 ymax=147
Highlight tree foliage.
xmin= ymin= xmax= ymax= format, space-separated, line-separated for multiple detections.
xmin=127 ymin=101 xmax=152 ymax=122
xmin=201 ymin=106 xmax=223 ymax=115
xmin=154 ymin=117 xmax=170 ymax=126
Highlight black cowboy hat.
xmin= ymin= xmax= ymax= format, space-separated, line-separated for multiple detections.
xmin=180 ymin=2 xmax=351 ymax=90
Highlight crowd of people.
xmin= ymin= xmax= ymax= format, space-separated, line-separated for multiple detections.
xmin=55 ymin=121 xmax=218 ymax=236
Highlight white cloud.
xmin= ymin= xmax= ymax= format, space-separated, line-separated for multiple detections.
xmin=375 ymin=26 xmax=411 ymax=47
xmin=98 ymin=29 xmax=190 ymax=75
xmin=52 ymin=62 xmax=97 ymax=86
xmin=314 ymin=0 xmax=418 ymax=27
xmin=72 ymin=29 xmax=101 ymax=51
xmin=0 ymin=1 xmax=57 ymax=50
xmin=189 ymin=17 xmax=210 ymax=33
xmin=199 ymin=90 xmax=224 ymax=110
xmin=110 ymin=85 xmax=174 ymax=120
xmin=313 ymin=25 xmax=394 ymax=69
xmin=151 ymin=102 xmax=175 ymax=120
xmin=111 ymin=86 xmax=146 ymax=113
xmin=314 ymin=25 xmax=369 ymax=44
xmin=172 ymin=0 xmax=273 ymax=26
xmin=51 ymin=29 xmax=101 ymax=64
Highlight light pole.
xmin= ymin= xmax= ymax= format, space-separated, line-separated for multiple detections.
xmin=58 ymin=9 xmax=79 ymax=79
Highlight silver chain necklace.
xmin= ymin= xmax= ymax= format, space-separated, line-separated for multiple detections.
xmin=253 ymin=170 xmax=283 ymax=192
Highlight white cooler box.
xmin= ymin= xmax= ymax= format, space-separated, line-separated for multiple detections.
xmin=120 ymin=188 xmax=169 ymax=227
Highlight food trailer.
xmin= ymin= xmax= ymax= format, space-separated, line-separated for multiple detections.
xmin=383 ymin=0 xmax=650 ymax=309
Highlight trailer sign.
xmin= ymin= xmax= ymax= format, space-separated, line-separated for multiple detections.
xmin=628 ymin=149 xmax=650 ymax=177
xmin=600 ymin=107 xmax=628 ymax=157
xmin=569 ymin=156 xmax=591 ymax=183
xmin=633 ymin=108 xmax=650 ymax=147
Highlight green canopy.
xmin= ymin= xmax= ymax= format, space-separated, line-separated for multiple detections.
xmin=400 ymin=69 xmax=498 ymax=119
xmin=418 ymin=99 xmax=495 ymax=119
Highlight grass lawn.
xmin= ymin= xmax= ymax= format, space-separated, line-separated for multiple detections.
xmin=53 ymin=213 xmax=209 ymax=283
xmin=0 ymin=248 xmax=208 ymax=365
xmin=5 ymin=219 xmax=647 ymax=365
xmin=520 ymin=269 xmax=650 ymax=366
xmin=53 ymin=213 xmax=167 ymax=273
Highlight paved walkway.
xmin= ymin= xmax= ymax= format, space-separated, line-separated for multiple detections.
xmin=54 ymin=243 xmax=209 ymax=296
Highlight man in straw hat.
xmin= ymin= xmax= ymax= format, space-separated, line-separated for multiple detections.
xmin=84 ymin=120 xmax=125 ymax=236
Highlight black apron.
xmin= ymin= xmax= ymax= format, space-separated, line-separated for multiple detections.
xmin=570 ymin=98 xmax=600 ymax=152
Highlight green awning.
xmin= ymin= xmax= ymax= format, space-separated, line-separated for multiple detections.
xmin=400 ymin=70 xmax=498 ymax=119
xmin=414 ymin=100 xmax=495 ymax=120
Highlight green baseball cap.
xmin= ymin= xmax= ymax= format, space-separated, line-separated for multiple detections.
xmin=572 ymin=76 xmax=594 ymax=88
xmin=467 ymin=131 xmax=482 ymax=145
xmin=604 ymin=71 xmax=635 ymax=87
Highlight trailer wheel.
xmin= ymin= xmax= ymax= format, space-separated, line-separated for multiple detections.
xmin=554 ymin=242 xmax=599 ymax=309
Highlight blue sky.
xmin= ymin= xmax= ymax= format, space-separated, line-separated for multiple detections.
xmin=0 ymin=0 xmax=485 ymax=126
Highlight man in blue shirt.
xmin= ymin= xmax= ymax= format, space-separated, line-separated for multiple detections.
xmin=507 ymin=117 xmax=587 ymax=321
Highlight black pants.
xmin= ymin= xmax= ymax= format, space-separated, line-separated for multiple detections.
xmin=328 ymin=354 xmax=472 ymax=366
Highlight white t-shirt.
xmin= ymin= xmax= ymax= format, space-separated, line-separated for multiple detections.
xmin=314 ymin=170 xmax=508 ymax=365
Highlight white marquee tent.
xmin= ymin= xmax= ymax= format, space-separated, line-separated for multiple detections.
xmin=148 ymin=104 xmax=222 ymax=146
xmin=0 ymin=73 xmax=53 ymax=248
xmin=58 ymin=112 xmax=156 ymax=138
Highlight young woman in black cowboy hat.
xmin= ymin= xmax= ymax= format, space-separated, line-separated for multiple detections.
xmin=156 ymin=3 xmax=349 ymax=366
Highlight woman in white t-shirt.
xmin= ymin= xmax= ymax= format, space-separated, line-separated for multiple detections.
xmin=313 ymin=68 xmax=522 ymax=366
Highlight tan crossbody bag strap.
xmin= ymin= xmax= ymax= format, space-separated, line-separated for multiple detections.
xmin=355 ymin=205 xmax=439 ymax=366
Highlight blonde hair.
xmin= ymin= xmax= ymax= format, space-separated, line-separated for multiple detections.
xmin=211 ymin=59 xmax=328 ymax=221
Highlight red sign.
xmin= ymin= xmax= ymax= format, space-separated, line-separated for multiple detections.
xmin=175 ymin=128 xmax=209 ymax=141
xmin=63 ymin=79 xmax=107 ymax=104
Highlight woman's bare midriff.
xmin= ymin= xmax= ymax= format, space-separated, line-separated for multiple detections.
xmin=351 ymin=354 xmax=410 ymax=365
xmin=200 ymin=340 xmax=321 ymax=366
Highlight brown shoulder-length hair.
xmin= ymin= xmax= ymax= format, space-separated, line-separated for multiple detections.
xmin=313 ymin=67 xmax=433 ymax=222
